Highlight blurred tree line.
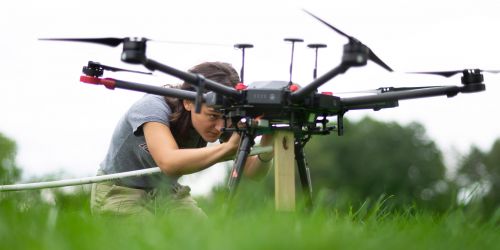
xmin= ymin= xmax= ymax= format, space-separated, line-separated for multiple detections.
xmin=455 ymin=140 xmax=500 ymax=217
xmin=300 ymin=116 xmax=499 ymax=216
xmin=304 ymin=117 xmax=449 ymax=211
xmin=0 ymin=132 xmax=88 ymax=212
xmin=0 ymin=132 xmax=21 ymax=184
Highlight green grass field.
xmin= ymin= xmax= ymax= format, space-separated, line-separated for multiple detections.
xmin=1 ymin=188 xmax=499 ymax=250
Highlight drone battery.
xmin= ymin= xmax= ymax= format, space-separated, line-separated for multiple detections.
xmin=245 ymin=81 xmax=289 ymax=105
xmin=246 ymin=89 xmax=285 ymax=105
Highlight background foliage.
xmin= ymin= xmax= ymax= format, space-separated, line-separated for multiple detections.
xmin=304 ymin=117 xmax=450 ymax=211
xmin=0 ymin=132 xmax=21 ymax=185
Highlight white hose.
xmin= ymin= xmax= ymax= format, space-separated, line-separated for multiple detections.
xmin=0 ymin=146 xmax=273 ymax=192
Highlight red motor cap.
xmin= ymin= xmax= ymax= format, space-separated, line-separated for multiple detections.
xmin=321 ymin=91 xmax=333 ymax=95
xmin=235 ymin=82 xmax=247 ymax=90
xmin=289 ymin=84 xmax=300 ymax=92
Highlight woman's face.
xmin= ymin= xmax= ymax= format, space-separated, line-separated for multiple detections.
xmin=184 ymin=100 xmax=226 ymax=143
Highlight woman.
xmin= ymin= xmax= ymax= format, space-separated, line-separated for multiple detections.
xmin=90 ymin=62 xmax=273 ymax=218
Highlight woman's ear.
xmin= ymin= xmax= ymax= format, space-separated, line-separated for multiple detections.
xmin=183 ymin=100 xmax=193 ymax=111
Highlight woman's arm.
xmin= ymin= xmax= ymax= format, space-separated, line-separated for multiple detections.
xmin=143 ymin=121 xmax=239 ymax=176
xmin=242 ymin=134 xmax=274 ymax=180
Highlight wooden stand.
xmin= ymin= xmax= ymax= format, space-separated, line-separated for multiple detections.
xmin=273 ymin=131 xmax=295 ymax=211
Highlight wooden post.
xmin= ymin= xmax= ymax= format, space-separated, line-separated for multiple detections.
xmin=274 ymin=131 xmax=295 ymax=211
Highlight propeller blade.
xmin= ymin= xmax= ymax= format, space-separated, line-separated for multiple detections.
xmin=368 ymin=51 xmax=393 ymax=72
xmin=154 ymin=39 xmax=232 ymax=47
xmin=483 ymin=70 xmax=500 ymax=74
xmin=40 ymin=37 xmax=231 ymax=48
xmin=303 ymin=10 xmax=393 ymax=72
xmin=39 ymin=37 xmax=125 ymax=47
xmin=407 ymin=70 xmax=462 ymax=78
xmin=87 ymin=61 xmax=152 ymax=75
xmin=302 ymin=9 xmax=352 ymax=40
xmin=100 ymin=65 xmax=152 ymax=75
xmin=408 ymin=69 xmax=500 ymax=78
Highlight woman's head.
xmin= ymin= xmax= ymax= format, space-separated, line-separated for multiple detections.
xmin=180 ymin=62 xmax=240 ymax=92
xmin=166 ymin=62 xmax=239 ymax=143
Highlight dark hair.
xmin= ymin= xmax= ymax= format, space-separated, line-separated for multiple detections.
xmin=164 ymin=62 xmax=240 ymax=143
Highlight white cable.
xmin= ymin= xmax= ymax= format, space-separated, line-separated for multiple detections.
xmin=0 ymin=146 xmax=273 ymax=192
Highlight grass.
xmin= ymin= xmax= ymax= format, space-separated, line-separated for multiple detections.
xmin=0 ymin=188 xmax=499 ymax=250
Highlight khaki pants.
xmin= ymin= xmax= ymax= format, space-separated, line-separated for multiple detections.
xmin=90 ymin=181 xmax=207 ymax=219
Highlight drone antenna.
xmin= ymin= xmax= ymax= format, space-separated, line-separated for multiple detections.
xmin=307 ymin=44 xmax=327 ymax=79
xmin=284 ymin=38 xmax=304 ymax=84
xmin=234 ymin=44 xmax=254 ymax=83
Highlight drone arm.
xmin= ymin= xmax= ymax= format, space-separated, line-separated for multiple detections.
xmin=291 ymin=62 xmax=351 ymax=101
xmin=342 ymin=101 xmax=399 ymax=111
xmin=81 ymin=76 xmax=199 ymax=101
xmin=341 ymin=85 xmax=462 ymax=108
xmin=143 ymin=59 xmax=242 ymax=99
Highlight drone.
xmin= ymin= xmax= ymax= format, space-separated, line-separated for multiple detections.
xmin=38 ymin=10 xmax=492 ymax=210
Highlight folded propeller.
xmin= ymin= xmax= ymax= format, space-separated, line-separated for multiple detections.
xmin=82 ymin=61 xmax=152 ymax=77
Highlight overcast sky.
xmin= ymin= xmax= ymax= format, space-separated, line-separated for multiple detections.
xmin=1 ymin=0 xmax=500 ymax=194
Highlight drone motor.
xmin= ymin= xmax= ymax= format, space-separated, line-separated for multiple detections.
xmin=121 ymin=37 xmax=148 ymax=64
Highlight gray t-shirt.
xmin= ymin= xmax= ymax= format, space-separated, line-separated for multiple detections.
xmin=100 ymin=94 xmax=206 ymax=189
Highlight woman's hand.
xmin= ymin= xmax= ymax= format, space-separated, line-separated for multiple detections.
xmin=221 ymin=132 xmax=241 ymax=161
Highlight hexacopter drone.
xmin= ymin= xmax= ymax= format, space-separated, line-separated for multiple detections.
xmin=33 ymin=10 xmax=495 ymax=210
